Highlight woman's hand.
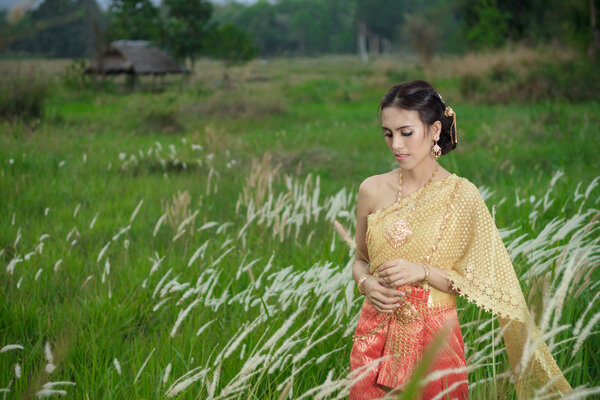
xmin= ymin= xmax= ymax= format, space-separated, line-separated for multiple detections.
xmin=362 ymin=276 xmax=406 ymax=313
xmin=376 ymin=258 xmax=426 ymax=287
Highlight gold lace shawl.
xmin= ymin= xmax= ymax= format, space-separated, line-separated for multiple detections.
xmin=366 ymin=173 xmax=573 ymax=398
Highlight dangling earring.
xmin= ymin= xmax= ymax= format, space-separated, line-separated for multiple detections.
xmin=431 ymin=133 xmax=441 ymax=160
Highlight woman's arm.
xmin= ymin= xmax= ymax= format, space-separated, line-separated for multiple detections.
xmin=422 ymin=263 xmax=460 ymax=295
xmin=354 ymin=177 xmax=406 ymax=313
xmin=352 ymin=178 xmax=372 ymax=285
xmin=377 ymin=259 xmax=460 ymax=296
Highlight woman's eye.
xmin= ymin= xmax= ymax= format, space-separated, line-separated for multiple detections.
xmin=383 ymin=132 xmax=392 ymax=138
xmin=402 ymin=131 xmax=413 ymax=136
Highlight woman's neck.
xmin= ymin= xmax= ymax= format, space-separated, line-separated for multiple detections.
xmin=402 ymin=159 xmax=439 ymax=190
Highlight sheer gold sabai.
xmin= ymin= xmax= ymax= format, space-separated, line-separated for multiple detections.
xmin=366 ymin=173 xmax=573 ymax=399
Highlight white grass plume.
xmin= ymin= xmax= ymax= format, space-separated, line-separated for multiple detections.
xmin=113 ymin=358 xmax=121 ymax=375
xmin=573 ymin=310 xmax=600 ymax=353
xmin=153 ymin=268 xmax=173 ymax=298
xmin=152 ymin=297 xmax=171 ymax=312
xmin=53 ymin=259 xmax=63 ymax=273
xmin=177 ymin=209 xmax=198 ymax=232
xmin=165 ymin=366 xmax=208 ymax=397
xmin=6 ymin=257 xmax=22 ymax=275
xmin=44 ymin=341 xmax=54 ymax=364
xmin=207 ymin=364 xmax=221 ymax=398
xmin=196 ymin=319 xmax=215 ymax=336
xmin=134 ymin=347 xmax=155 ymax=384
xmin=574 ymin=292 xmax=600 ymax=335
xmin=148 ymin=252 xmax=164 ymax=276
xmin=210 ymin=247 xmax=234 ymax=268
xmin=1 ymin=345 xmax=24 ymax=353
xmin=42 ymin=382 xmax=76 ymax=389
xmin=13 ymin=228 xmax=21 ymax=248
xmin=163 ymin=363 xmax=172 ymax=384
xmin=198 ymin=221 xmax=219 ymax=231
xmin=214 ymin=316 xmax=263 ymax=367
xmin=172 ymin=230 xmax=186 ymax=242
xmin=97 ymin=241 xmax=111 ymax=262
xmin=188 ymin=241 xmax=209 ymax=267
xmin=89 ymin=212 xmax=98 ymax=228
xmin=153 ymin=213 xmax=167 ymax=237
xmin=170 ymin=298 xmax=201 ymax=338
xmin=111 ymin=225 xmax=131 ymax=242
xmin=36 ymin=389 xmax=67 ymax=397
xmin=130 ymin=199 xmax=144 ymax=223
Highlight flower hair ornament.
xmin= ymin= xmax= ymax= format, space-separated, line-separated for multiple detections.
xmin=431 ymin=105 xmax=458 ymax=160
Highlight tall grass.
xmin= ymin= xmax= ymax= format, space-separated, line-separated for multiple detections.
xmin=1 ymin=136 xmax=598 ymax=398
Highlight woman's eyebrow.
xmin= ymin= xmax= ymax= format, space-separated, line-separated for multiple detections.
xmin=381 ymin=124 xmax=413 ymax=130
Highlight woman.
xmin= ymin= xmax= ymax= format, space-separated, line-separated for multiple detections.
xmin=349 ymin=80 xmax=573 ymax=399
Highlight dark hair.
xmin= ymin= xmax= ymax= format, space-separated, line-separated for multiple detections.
xmin=379 ymin=80 xmax=457 ymax=156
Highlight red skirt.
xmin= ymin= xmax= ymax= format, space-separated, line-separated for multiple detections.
xmin=349 ymin=285 xmax=468 ymax=400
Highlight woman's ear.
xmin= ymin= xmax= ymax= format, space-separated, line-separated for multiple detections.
xmin=430 ymin=121 xmax=442 ymax=140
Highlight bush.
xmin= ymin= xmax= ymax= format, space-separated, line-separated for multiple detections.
xmin=62 ymin=59 xmax=116 ymax=93
xmin=142 ymin=108 xmax=183 ymax=134
xmin=0 ymin=75 xmax=49 ymax=120
xmin=458 ymin=58 xmax=600 ymax=104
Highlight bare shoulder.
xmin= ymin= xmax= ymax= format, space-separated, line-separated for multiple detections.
xmin=357 ymin=170 xmax=398 ymax=214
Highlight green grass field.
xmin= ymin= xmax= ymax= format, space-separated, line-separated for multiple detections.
xmin=1 ymin=49 xmax=599 ymax=399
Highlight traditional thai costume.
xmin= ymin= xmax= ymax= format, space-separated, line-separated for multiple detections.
xmin=349 ymin=173 xmax=573 ymax=399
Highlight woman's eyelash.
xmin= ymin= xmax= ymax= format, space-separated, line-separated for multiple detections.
xmin=383 ymin=131 xmax=413 ymax=137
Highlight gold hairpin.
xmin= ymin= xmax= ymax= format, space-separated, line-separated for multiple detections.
xmin=444 ymin=106 xmax=458 ymax=145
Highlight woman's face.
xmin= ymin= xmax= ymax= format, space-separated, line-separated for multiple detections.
xmin=381 ymin=107 xmax=439 ymax=170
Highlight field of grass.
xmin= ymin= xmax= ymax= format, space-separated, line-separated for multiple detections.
xmin=1 ymin=46 xmax=599 ymax=399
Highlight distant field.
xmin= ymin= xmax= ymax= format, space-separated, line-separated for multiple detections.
xmin=1 ymin=48 xmax=599 ymax=399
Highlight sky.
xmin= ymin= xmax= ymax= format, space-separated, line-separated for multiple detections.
xmin=0 ymin=0 xmax=259 ymax=12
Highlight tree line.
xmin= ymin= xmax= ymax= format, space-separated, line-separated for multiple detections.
xmin=215 ymin=0 xmax=599 ymax=59
xmin=1 ymin=0 xmax=599 ymax=62
xmin=0 ymin=0 xmax=258 ymax=66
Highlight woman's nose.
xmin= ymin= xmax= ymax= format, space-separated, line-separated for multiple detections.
xmin=392 ymin=136 xmax=404 ymax=151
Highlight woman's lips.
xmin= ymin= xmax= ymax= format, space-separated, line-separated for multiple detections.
xmin=395 ymin=154 xmax=409 ymax=161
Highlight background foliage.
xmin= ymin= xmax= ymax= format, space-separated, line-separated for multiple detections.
xmin=1 ymin=0 xmax=599 ymax=59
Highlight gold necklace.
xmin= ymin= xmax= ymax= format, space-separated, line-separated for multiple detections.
xmin=384 ymin=164 xmax=439 ymax=248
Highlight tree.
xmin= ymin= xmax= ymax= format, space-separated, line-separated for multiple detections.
xmin=108 ymin=0 xmax=162 ymax=43
xmin=462 ymin=0 xmax=510 ymax=49
xmin=403 ymin=14 xmax=437 ymax=66
xmin=354 ymin=0 xmax=412 ymax=59
xmin=207 ymin=23 xmax=258 ymax=67
xmin=163 ymin=0 xmax=213 ymax=70
xmin=4 ymin=0 xmax=105 ymax=58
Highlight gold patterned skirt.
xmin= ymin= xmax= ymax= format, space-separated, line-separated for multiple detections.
xmin=349 ymin=285 xmax=468 ymax=400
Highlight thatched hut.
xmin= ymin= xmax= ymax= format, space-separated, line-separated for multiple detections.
xmin=86 ymin=40 xmax=188 ymax=86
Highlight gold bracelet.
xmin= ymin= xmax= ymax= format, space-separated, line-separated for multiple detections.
xmin=357 ymin=274 xmax=369 ymax=295
xmin=420 ymin=263 xmax=430 ymax=286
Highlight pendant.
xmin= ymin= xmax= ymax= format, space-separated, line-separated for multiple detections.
xmin=385 ymin=219 xmax=412 ymax=248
